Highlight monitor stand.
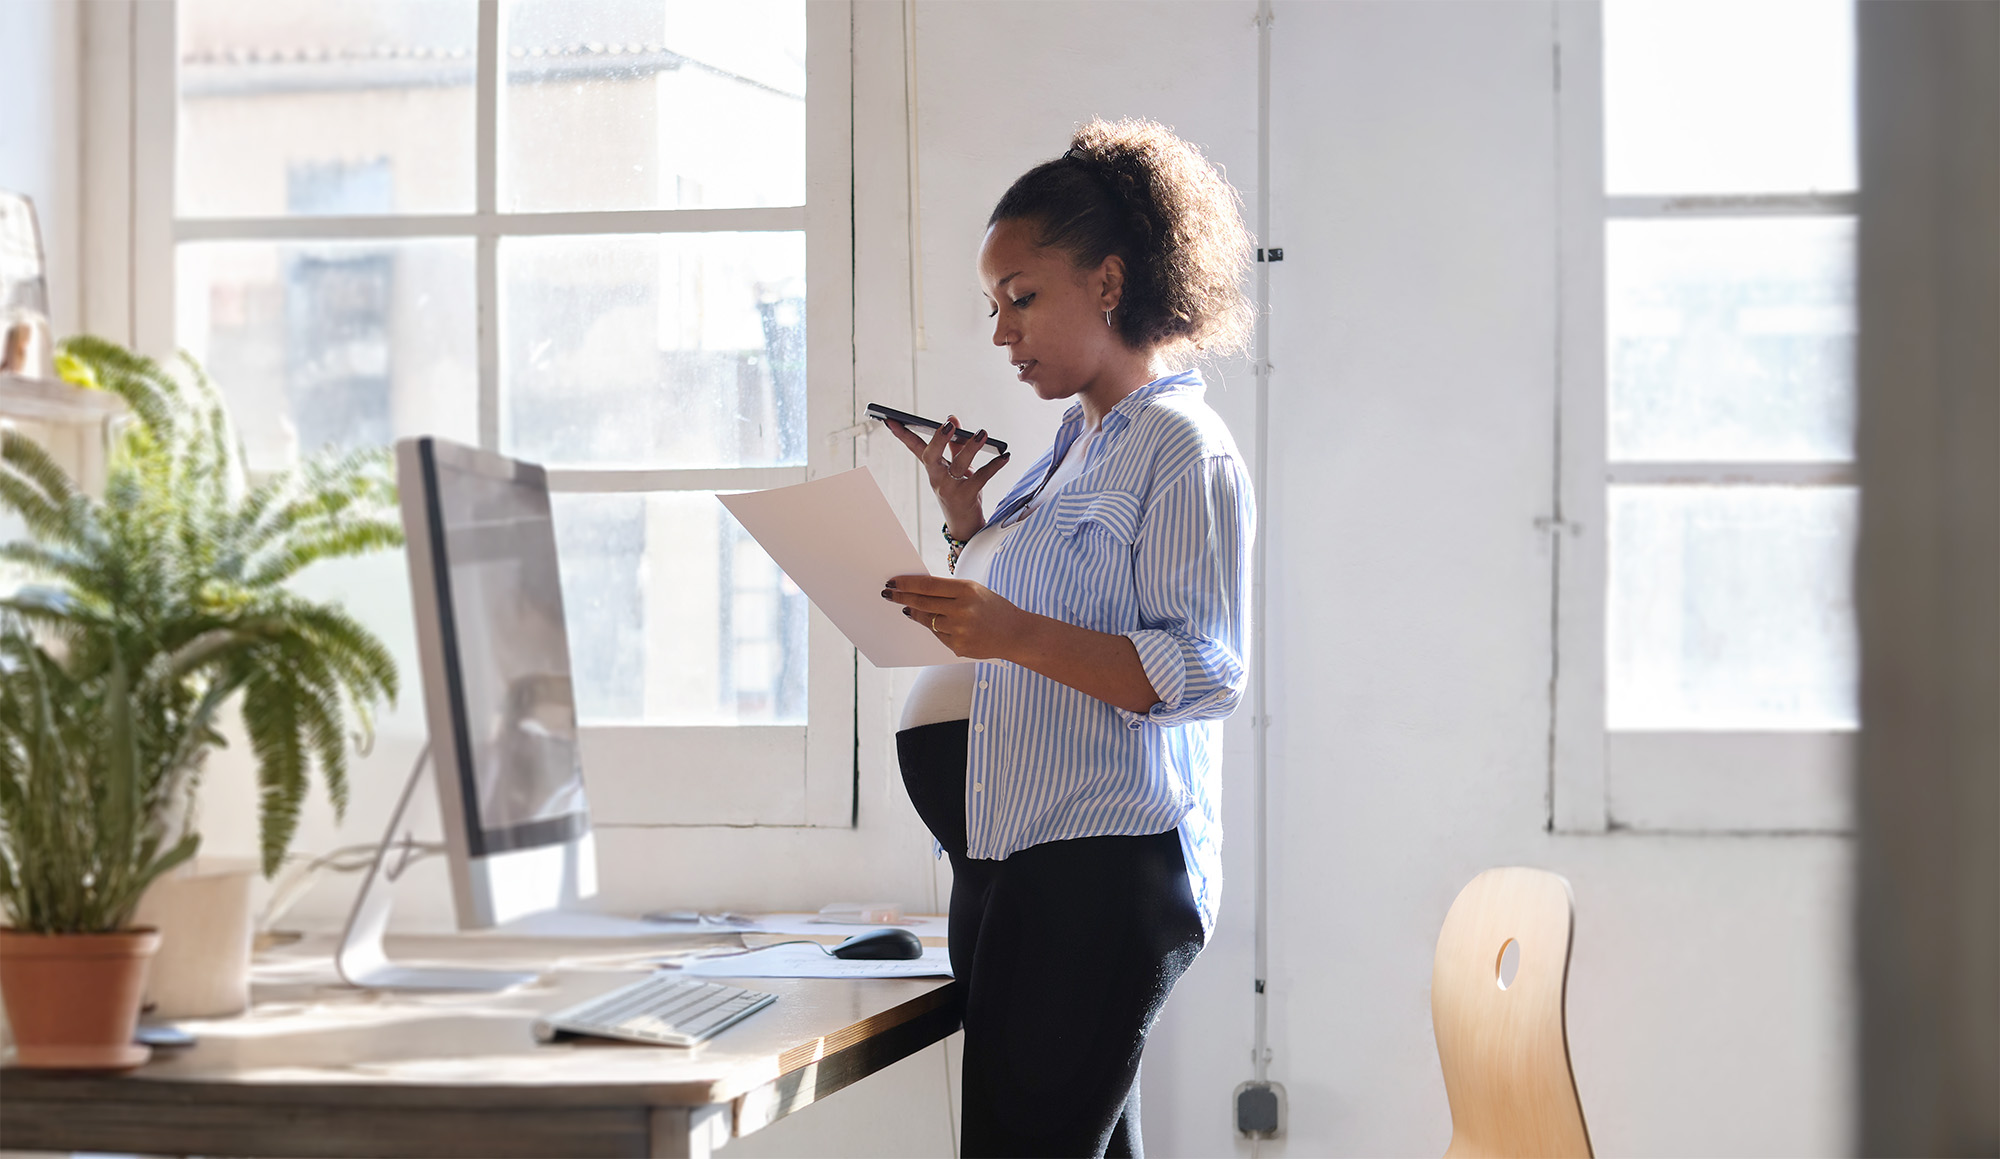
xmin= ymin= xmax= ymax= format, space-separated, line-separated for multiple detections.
xmin=335 ymin=743 xmax=537 ymax=991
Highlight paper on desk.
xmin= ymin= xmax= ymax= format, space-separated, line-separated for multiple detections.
xmin=678 ymin=942 xmax=953 ymax=979
xmin=757 ymin=913 xmax=949 ymax=937
xmin=719 ymin=468 xmax=966 ymax=668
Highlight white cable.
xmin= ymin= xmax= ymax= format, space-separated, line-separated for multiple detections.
xmin=1251 ymin=0 xmax=1275 ymax=1090
xmin=257 ymin=839 xmax=444 ymax=933
xmin=904 ymin=0 xmax=927 ymax=353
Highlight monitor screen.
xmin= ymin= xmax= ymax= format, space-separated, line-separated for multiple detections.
xmin=415 ymin=439 xmax=589 ymax=857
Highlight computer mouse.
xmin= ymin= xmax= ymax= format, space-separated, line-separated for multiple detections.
xmin=830 ymin=928 xmax=925 ymax=960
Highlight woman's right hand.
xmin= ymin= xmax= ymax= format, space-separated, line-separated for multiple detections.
xmin=885 ymin=416 xmax=1012 ymax=542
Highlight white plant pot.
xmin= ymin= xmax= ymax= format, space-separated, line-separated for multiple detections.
xmin=132 ymin=857 xmax=257 ymax=1018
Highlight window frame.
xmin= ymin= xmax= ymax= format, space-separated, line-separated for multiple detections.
xmin=1551 ymin=0 xmax=1857 ymax=835
xmin=126 ymin=0 xmax=859 ymax=830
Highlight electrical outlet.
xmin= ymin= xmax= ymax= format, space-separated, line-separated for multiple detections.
xmin=1233 ymin=1080 xmax=1286 ymax=1139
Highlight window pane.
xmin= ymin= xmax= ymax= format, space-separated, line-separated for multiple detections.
xmin=1608 ymin=486 xmax=1857 ymax=730
xmin=550 ymin=492 xmax=807 ymax=724
xmin=1607 ymin=217 xmax=1855 ymax=462
xmin=176 ymin=239 xmax=477 ymax=472
xmin=500 ymin=0 xmax=805 ymax=212
xmin=178 ymin=0 xmax=475 ymax=217
xmin=1604 ymin=0 xmax=1855 ymax=196
xmin=500 ymin=232 xmax=805 ymax=469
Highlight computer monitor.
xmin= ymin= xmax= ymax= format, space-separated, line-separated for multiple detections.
xmin=397 ymin=435 xmax=597 ymax=929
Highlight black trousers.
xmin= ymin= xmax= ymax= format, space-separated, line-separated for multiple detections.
xmin=897 ymin=720 xmax=1205 ymax=1159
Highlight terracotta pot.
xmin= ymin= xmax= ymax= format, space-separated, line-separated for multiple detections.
xmin=0 ymin=927 xmax=160 ymax=1070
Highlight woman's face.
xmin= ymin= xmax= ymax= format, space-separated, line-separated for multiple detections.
xmin=977 ymin=217 xmax=1128 ymax=403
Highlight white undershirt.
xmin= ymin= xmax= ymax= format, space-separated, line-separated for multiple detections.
xmin=899 ymin=424 xmax=1101 ymax=731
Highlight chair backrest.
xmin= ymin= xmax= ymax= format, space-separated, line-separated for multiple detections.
xmin=1431 ymin=867 xmax=1592 ymax=1158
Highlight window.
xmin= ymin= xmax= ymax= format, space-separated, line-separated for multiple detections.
xmin=160 ymin=0 xmax=855 ymax=827
xmin=1552 ymin=0 xmax=1857 ymax=832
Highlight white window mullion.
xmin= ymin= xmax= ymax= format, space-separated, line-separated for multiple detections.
xmin=497 ymin=207 xmax=807 ymax=235
xmin=475 ymin=0 xmax=500 ymax=451
xmin=131 ymin=0 xmax=179 ymax=359
xmin=173 ymin=207 xmax=808 ymax=243
xmin=1551 ymin=0 xmax=1611 ymax=833
xmin=80 ymin=2 xmax=136 ymax=343
xmin=1606 ymin=462 xmax=1858 ymax=486
xmin=1605 ymin=193 xmax=1858 ymax=219
xmin=801 ymin=0 xmax=857 ymax=827
xmin=1605 ymin=732 xmax=1856 ymax=832
xmin=476 ymin=0 xmax=498 ymax=218
xmin=476 ymin=232 xmax=499 ymax=449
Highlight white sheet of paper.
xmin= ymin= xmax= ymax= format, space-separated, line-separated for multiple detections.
xmin=719 ymin=467 xmax=966 ymax=668
xmin=677 ymin=942 xmax=953 ymax=979
xmin=754 ymin=913 xmax=950 ymax=937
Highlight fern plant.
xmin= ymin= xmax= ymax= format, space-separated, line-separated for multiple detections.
xmin=0 ymin=335 xmax=401 ymax=878
xmin=0 ymin=631 xmax=205 ymax=933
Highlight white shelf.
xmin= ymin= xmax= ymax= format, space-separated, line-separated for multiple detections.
xmin=0 ymin=373 xmax=126 ymax=424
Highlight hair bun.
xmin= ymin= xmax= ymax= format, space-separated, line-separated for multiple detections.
xmin=991 ymin=118 xmax=1252 ymax=359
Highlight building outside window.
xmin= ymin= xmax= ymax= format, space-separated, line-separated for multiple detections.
xmin=166 ymin=0 xmax=851 ymax=826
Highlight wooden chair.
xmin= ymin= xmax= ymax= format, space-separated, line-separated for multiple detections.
xmin=1431 ymin=867 xmax=1593 ymax=1158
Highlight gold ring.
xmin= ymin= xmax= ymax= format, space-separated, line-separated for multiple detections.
xmin=930 ymin=614 xmax=939 ymax=632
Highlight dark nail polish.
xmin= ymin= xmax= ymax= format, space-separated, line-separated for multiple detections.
xmin=902 ymin=607 xmax=913 ymax=617
xmin=884 ymin=578 xmax=897 ymax=589
xmin=880 ymin=589 xmax=892 ymax=600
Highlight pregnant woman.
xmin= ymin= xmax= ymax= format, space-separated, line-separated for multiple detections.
xmin=882 ymin=118 xmax=1255 ymax=1158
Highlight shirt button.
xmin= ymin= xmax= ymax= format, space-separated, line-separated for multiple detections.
xmin=973 ymin=723 xmax=985 ymax=734
xmin=978 ymin=680 xmax=989 ymax=690
xmin=973 ymin=782 xmax=983 ymax=792
xmin=1127 ymin=720 xmax=1143 ymax=731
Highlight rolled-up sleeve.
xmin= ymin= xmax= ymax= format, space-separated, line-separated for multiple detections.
xmin=1121 ymin=454 xmax=1254 ymax=726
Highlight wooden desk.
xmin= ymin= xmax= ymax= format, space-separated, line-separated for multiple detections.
xmin=0 ymin=932 xmax=960 ymax=1158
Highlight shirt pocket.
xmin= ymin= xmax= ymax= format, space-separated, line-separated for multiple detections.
xmin=1049 ymin=490 xmax=1143 ymax=632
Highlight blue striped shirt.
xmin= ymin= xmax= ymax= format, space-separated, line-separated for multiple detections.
xmin=966 ymin=369 xmax=1254 ymax=937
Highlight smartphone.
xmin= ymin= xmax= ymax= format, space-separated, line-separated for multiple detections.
xmin=865 ymin=402 xmax=1008 ymax=456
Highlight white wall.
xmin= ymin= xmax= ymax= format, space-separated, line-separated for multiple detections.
xmin=1149 ymin=4 xmax=1853 ymax=1156
xmin=21 ymin=2 xmax=1852 ymax=1155
xmin=905 ymin=2 xmax=1853 ymax=1156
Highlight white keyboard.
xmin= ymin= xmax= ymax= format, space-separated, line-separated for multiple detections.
xmin=533 ymin=974 xmax=776 ymax=1047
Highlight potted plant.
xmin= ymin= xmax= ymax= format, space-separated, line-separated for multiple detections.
xmin=0 ymin=634 xmax=202 ymax=1067
xmin=0 ymin=336 xmax=402 ymax=1033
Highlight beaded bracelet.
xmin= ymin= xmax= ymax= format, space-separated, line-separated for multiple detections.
xmin=942 ymin=522 xmax=969 ymax=574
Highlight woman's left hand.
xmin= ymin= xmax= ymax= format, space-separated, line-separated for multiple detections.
xmin=881 ymin=575 xmax=1025 ymax=660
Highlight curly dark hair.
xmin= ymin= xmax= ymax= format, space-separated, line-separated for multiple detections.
xmin=989 ymin=117 xmax=1254 ymax=359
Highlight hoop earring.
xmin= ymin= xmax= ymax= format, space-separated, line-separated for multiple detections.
xmin=1104 ymin=308 xmax=1114 ymax=328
